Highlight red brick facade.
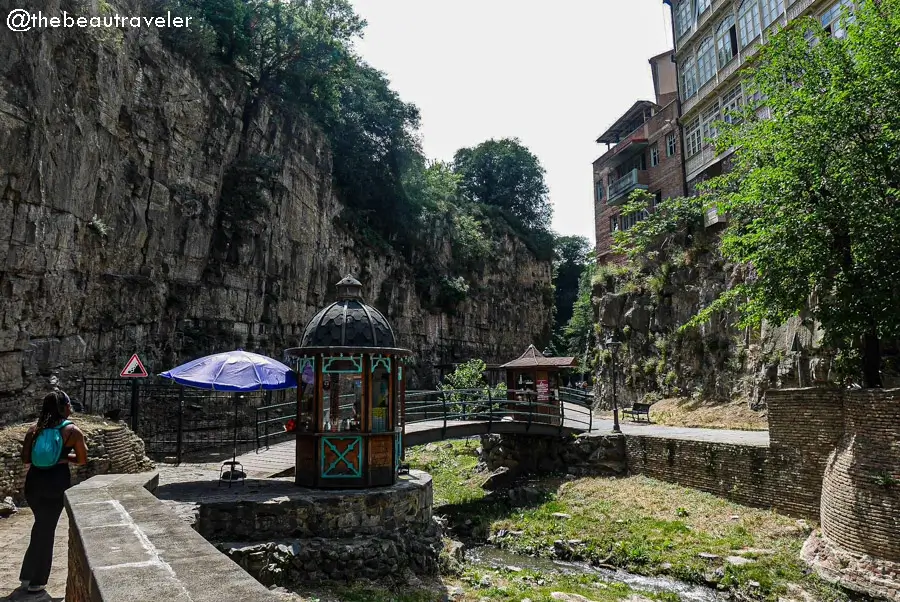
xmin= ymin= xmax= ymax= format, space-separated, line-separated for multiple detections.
xmin=593 ymin=100 xmax=685 ymax=264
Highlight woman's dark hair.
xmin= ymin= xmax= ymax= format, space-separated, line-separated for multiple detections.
xmin=34 ymin=390 xmax=70 ymax=439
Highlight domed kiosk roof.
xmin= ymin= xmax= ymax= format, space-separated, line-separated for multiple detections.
xmin=299 ymin=275 xmax=396 ymax=348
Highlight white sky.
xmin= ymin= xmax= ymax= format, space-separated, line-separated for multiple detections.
xmin=349 ymin=0 xmax=674 ymax=244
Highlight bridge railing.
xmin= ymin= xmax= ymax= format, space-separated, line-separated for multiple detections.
xmin=404 ymin=388 xmax=593 ymax=434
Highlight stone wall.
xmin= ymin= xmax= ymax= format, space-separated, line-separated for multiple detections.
xmin=478 ymin=433 xmax=626 ymax=478
xmin=211 ymin=471 xmax=443 ymax=586
xmin=0 ymin=416 xmax=154 ymax=503
xmin=65 ymin=472 xmax=280 ymax=602
xmin=626 ymin=389 xmax=845 ymax=519
xmin=0 ymin=0 xmax=553 ymax=426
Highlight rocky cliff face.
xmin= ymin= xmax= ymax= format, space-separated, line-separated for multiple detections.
xmin=0 ymin=0 xmax=553 ymax=424
xmin=592 ymin=239 xmax=832 ymax=409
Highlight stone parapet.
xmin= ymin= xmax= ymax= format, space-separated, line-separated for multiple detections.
xmin=194 ymin=471 xmax=434 ymax=541
xmin=65 ymin=472 xmax=280 ymax=602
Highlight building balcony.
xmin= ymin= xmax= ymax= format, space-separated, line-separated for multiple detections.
xmin=607 ymin=168 xmax=650 ymax=205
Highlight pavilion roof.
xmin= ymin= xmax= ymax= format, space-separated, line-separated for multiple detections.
xmin=499 ymin=344 xmax=576 ymax=369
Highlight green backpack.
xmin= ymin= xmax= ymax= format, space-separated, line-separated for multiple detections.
xmin=31 ymin=420 xmax=71 ymax=468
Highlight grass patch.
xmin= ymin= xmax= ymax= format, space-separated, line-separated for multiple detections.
xmin=405 ymin=439 xmax=486 ymax=506
xmin=287 ymin=569 xmax=676 ymax=602
xmin=407 ymin=442 xmax=850 ymax=602
xmin=596 ymin=397 xmax=768 ymax=431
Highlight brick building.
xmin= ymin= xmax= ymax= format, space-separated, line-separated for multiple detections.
xmin=663 ymin=0 xmax=854 ymax=225
xmin=593 ymin=51 xmax=685 ymax=264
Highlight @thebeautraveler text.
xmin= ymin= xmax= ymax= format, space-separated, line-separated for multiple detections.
xmin=7 ymin=9 xmax=192 ymax=32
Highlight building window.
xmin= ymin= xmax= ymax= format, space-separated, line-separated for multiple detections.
xmin=716 ymin=15 xmax=738 ymax=66
xmin=675 ymin=0 xmax=694 ymax=38
xmin=666 ymin=132 xmax=677 ymax=157
xmin=738 ymin=0 xmax=761 ymax=48
xmin=609 ymin=216 xmax=619 ymax=234
xmin=696 ymin=37 xmax=716 ymax=87
xmin=685 ymin=117 xmax=703 ymax=157
xmin=650 ymin=143 xmax=660 ymax=167
xmin=652 ymin=190 xmax=663 ymax=208
xmin=682 ymin=57 xmax=698 ymax=100
xmin=761 ymin=0 xmax=784 ymax=29
xmin=620 ymin=210 xmax=649 ymax=231
xmin=596 ymin=180 xmax=604 ymax=202
xmin=721 ymin=84 xmax=744 ymax=123
xmin=821 ymin=0 xmax=853 ymax=38
xmin=696 ymin=0 xmax=711 ymax=16
xmin=702 ymin=102 xmax=721 ymax=141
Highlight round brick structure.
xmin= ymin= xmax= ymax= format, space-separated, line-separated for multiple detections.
xmin=805 ymin=389 xmax=900 ymax=601
xmin=820 ymin=391 xmax=900 ymax=562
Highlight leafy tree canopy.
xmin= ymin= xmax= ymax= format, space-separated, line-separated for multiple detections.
xmin=552 ymin=235 xmax=591 ymax=330
xmin=704 ymin=1 xmax=900 ymax=387
xmin=453 ymin=138 xmax=553 ymax=233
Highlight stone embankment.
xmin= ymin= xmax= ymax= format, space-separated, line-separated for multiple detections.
xmin=0 ymin=415 xmax=154 ymax=502
xmin=208 ymin=471 xmax=443 ymax=586
xmin=477 ymin=432 xmax=626 ymax=490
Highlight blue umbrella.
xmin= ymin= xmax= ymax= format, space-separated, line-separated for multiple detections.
xmin=159 ymin=350 xmax=297 ymax=481
xmin=159 ymin=349 xmax=297 ymax=391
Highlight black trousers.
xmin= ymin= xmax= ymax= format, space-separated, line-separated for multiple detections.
xmin=19 ymin=464 xmax=70 ymax=587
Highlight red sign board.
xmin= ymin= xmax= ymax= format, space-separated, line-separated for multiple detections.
xmin=536 ymin=379 xmax=549 ymax=402
xmin=120 ymin=354 xmax=148 ymax=378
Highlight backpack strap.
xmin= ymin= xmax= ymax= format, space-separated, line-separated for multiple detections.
xmin=56 ymin=420 xmax=72 ymax=430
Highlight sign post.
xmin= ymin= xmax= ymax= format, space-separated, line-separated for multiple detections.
xmin=120 ymin=354 xmax=148 ymax=432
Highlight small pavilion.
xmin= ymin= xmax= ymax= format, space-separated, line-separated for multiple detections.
xmin=499 ymin=344 xmax=576 ymax=424
xmin=284 ymin=275 xmax=410 ymax=488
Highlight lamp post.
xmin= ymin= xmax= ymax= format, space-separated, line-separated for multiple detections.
xmin=604 ymin=333 xmax=622 ymax=433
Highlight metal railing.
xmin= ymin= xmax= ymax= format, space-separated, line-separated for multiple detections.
xmin=404 ymin=388 xmax=593 ymax=436
xmin=608 ymin=168 xmax=648 ymax=203
xmin=80 ymin=377 xmax=291 ymax=462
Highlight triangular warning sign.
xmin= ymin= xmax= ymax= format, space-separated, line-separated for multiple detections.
xmin=120 ymin=354 xmax=148 ymax=378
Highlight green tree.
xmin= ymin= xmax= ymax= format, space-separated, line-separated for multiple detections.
xmin=440 ymin=359 xmax=507 ymax=416
xmin=552 ymin=235 xmax=592 ymax=329
xmin=452 ymin=138 xmax=552 ymax=232
xmin=704 ymin=1 xmax=900 ymax=387
xmin=562 ymin=254 xmax=597 ymax=369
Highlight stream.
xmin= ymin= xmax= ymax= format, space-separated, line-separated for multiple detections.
xmin=465 ymin=545 xmax=727 ymax=602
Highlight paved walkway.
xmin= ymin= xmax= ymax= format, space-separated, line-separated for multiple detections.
xmin=0 ymin=509 xmax=66 ymax=602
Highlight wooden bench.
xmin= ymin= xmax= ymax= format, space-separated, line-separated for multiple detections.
xmin=622 ymin=403 xmax=651 ymax=422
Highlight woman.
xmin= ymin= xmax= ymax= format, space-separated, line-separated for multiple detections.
xmin=18 ymin=390 xmax=88 ymax=593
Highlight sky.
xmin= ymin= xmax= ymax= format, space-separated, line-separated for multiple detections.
xmin=348 ymin=0 xmax=675 ymax=244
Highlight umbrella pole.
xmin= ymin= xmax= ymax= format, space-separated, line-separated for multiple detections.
xmin=232 ymin=392 xmax=238 ymax=488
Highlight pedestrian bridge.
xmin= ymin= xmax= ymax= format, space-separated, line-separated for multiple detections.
xmin=401 ymin=388 xmax=594 ymax=446
xmin=245 ymin=388 xmax=595 ymax=477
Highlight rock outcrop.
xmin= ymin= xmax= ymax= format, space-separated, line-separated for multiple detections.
xmin=0 ymin=0 xmax=553 ymax=424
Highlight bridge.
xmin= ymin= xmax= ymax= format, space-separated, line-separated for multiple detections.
xmin=401 ymin=388 xmax=593 ymax=446
xmin=243 ymin=387 xmax=595 ymax=478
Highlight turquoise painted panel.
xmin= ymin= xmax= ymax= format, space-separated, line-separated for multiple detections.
xmin=321 ymin=436 xmax=363 ymax=478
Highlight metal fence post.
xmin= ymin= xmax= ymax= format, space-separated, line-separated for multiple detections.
xmin=130 ymin=380 xmax=140 ymax=433
xmin=559 ymin=397 xmax=565 ymax=436
xmin=441 ymin=392 xmax=448 ymax=439
xmin=527 ymin=392 xmax=533 ymax=432
xmin=487 ymin=388 xmax=493 ymax=433
xmin=176 ymin=387 xmax=184 ymax=465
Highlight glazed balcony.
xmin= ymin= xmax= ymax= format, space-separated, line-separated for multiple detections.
xmin=607 ymin=168 xmax=650 ymax=205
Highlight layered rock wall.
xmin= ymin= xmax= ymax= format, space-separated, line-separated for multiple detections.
xmin=0 ymin=0 xmax=553 ymax=424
